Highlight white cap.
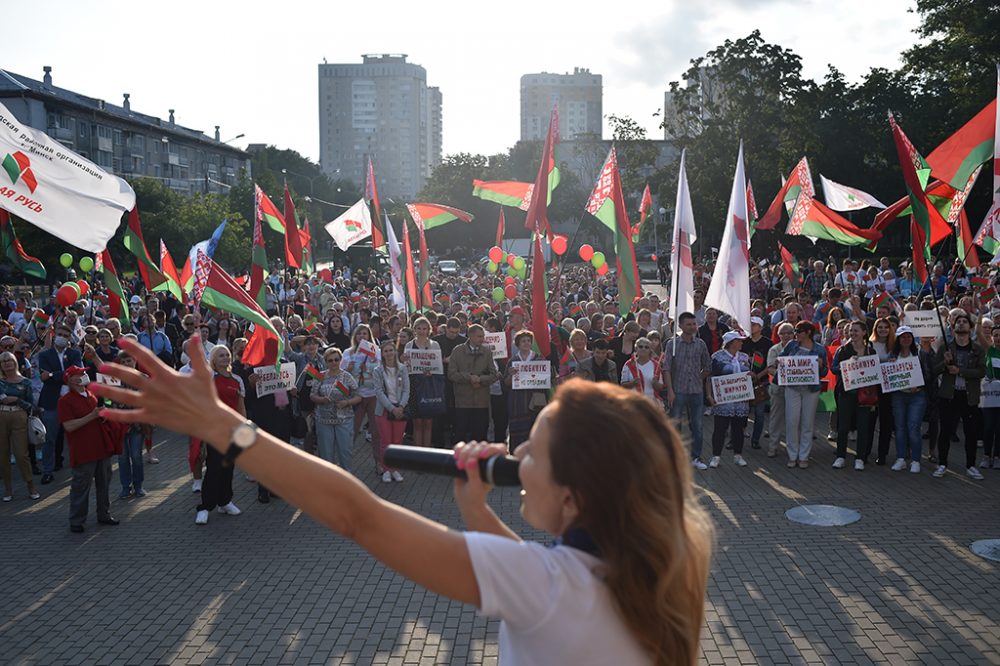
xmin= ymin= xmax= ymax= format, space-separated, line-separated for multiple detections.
xmin=722 ymin=331 xmax=746 ymax=347
xmin=750 ymin=316 xmax=764 ymax=327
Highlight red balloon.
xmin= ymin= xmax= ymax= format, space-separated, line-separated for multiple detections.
xmin=319 ymin=268 xmax=333 ymax=282
xmin=506 ymin=254 xmax=518 ymax=267
xmin=56 ymin=284 xmax=78 ymax=307
xmin=579 ymin=244 xmax=594 ymax=261
xmin=596 ymin=263 xmax=609 ymax=276
xmin=504 ymin=284 xmax=517 ymax=299
xmin=651 ymin=254 xmax=658 ymax=262
xmin=551 ymin=235 xmax=568 ymax=256
xmin=488 ymin=246 xmax=503 ymax=264
xmin=76 ymin=280 xmax=89 ymax=296
xmin=504 ymin=276 xmax=516 ymax=286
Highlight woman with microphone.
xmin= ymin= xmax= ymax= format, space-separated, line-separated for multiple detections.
xmin=91 ymin=335 xmax=714 ymax=666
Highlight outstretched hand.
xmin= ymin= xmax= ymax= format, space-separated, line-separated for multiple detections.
xmin=89 ymin=335 xmax=239 ymax=450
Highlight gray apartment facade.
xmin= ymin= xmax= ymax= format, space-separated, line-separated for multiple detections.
xmin=520 ymin=67 xmax=602 ymax=141
xmin=318 ymin=54 xmax=442 ymax=200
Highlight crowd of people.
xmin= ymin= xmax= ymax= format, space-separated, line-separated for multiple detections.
xmin=4 ymin=248 xmax=1000 ymax=532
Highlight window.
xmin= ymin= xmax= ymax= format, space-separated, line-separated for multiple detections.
xmin=79 ymin=124 xmax=89 ymax=139
xmin=97 ymin=126 xmax=113 ymax=139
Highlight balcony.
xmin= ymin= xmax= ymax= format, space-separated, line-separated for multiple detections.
xmin=47 ymin=126 xmax=73 ymax=141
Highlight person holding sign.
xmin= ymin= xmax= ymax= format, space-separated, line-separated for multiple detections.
xmin=403 ymin=317 xmax=442 ymax=448
xmin=931 ymin=313 xmax=986 ymax=480
xmin=978 ymin=325 xmax=1000 ymax=471
xmin=311 ymin=348 xmax=362 ymax=472
xmin=779 ymin=322 xmax=828 ymax=468
xmin=868 ymin=318 xmax=896 ymax=465
xmin=831 ymin=321 xmax=877 ymax=471
xmin=707 ymin=332 xmax=751 ymax=468
xmin=504 ymin=331 xmax=547 ymax=450
xmin=887 ymin=327 xmax=932 ymax=473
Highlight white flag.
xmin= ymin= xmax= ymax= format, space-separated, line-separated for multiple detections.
xmin=324 ymin=198 xmax=372 ymax=251
xmin=669 ymin=149 xmax=697 ymax=320
xmin=705 ymin=142 xmax=751 ymax=332
xmin=384 ymin=213 xmax=406 ymax=310
xmin=982 ymin=65 xmax=1000 ymax=244
xmin=820 ymin=174 xmax=887 ymax=211
xmin=0 ymin=101 xmax=135 ymax=252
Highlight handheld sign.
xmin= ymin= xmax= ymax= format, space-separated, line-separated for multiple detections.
xmin=407 ymin=348 xmax=444 ymax=374
xmin=512 ymin=360 xmax=551 ymax=390
xmin=880 ymin=355 xmax=925 ymax=393
xmin=777 ymin=356 xmax=819 ymax=386
xmin=841 ymin=354 xmax=881 ymax=391
xmin=981 ymin=379 xmax=1000 ymax=408
xmin=357 ymin=339 xmax=378 ymax=361
xmin=95 ymin=373 xmax=121 ymax=387
xmin=254 ymin=362 xmax=297 ymax=398
xmin=484 ymin=332 xmax=507 ymax=359
xmin=711 ymin=372 xmax=755 ymax=404
xmin=902 ymin=310 xmax=939 ymax=339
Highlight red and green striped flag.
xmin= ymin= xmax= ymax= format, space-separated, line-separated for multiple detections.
xmin=32 ymin=309 xmax=49 ymax=327
xmin=123 ymin=207 xmax=166 ymax=289
xmin=980 ymin=287 xmax=997 ymax=304
xmin=300 ymin=218 xmax=314 ymax=276
xmin=365 ymin=157 xmax=386 ymax=251
xmin=778 ymin=242 xmax=801 ymax=290
xmin=523 ymin=106 xmax=560 ymax=239
xmin=585 ymin=146 xmax=639 ymax=317
xmin=529 ymin=231 xmax=551 ymax=358
xmin=785 ymin=197 xmax=882 ymax=246
xmin=99 ymin=249 xmax=131 ymax=328
xmin=568 ymin=302 xmax=583 ymax=318
xmin=200 ymin=259 xmax=283 ymax=367
xmin=249 ymin=207 xmax=268 ymax=309
xmin=0 ymin=209 xmax=46 ymax=279
xmin=756 ymin=157 xmax=814 ymax=232
xmin=927 ymin=98 xmax=996 ymax=191
xmin=152 ymin=240 xmax=184 ymax=303
xmin=971 ymin=276 xmax=990 ymax=289
xmin=869 ymin=178 xmax=954 ymax=251
xmin=406 ymin=202 xmax=475 ymax=231
xmin=495 ymin=208 xmax=505 ymax=247
xmin=401 ymin=220 xmax=420 ymax=313
xmin=304 ymin=364 xmax=323 ymax=381
xmin=632 ymin=183 xmax=653 ymax=242
xmin=871 ymin=291 xmax=893 ymax=310
xmin=334 ymin=380 xmax=351 ymax=397
xmin=472 ymin=180 xmax=533 ymax=211
xmin=283 ymin=184 xmax=304 ymax=270
xmin=751 ymin=352 xmax=765 ymax=371
xmin=255 ymin=184 xmax=285 ymax=233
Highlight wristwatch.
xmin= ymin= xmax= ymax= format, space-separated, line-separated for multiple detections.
xmin=221 ymin=420 xmax=259 ymax=468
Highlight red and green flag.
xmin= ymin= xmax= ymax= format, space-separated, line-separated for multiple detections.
xmin=152 ymin=239 xmax=184 ymax=303
xmin=255 ymin=183 xmax=285 ymax=234
xmin=523 ymin=106 xmax=560 ymax=238
xmin=778 ymin=242 xmax=801 ymax=290
xmin=406 ymin=202 xmax=474 ymax=230
xmin=971 ymin=276 xmax=990 ymax=289
xmin=631 ymin=183 xmax=654 ymax=243
xmin=99 ymin=249 xmax=130 ymax=328
xmin=495 ymin=207 xmax=505 ymax=247
xmin=869 ymin=178 xmax=956 ymax=251
xmin=0 ymin=209 xmax=46 ymax=279
xmin=472 ymin=180 xmax=533 ymax=211
xmin=334 ymin=380 xmax=351 ymax=397
xmin=300 ymin=217 xmax=314 ymax=276
xmin=529 ymin=231 xmax=551 ymax=358
xmin=32 ymin=309 xmax=49 ymax=327
xmin=200 ymin=259 xmax=283 ymax=367
xmin=785 ymin=197 xmax=882 ymax=246
xmin=249 ymin=209 xmax=268 ymax=309
xmin=871 ymin=291 xmax=894 ymax=310
xmin=401 ymin=220 xmax=420 ymax=313
xmin=123 ymin=207 xmax=166 ymax=289
xmin=417 ymin=223 xmax=432 ymax=308
xmin=980 ymin=287 xmax=997 ymax=304
xmin=751 ymin=352 xmax=765 ymax=371
xmin=365 ymin=157 xmax=386 ymax=251
xmin=585 ymin=146 xmax=640 ymax=317
xmin=926 ymin=98 xmax=996 ymax=191
xmin=283 ymin=184 xmax=304 ymax=270
xmin=756 ymin=157 xmax=814 ymax=232
xmin=304 ymin=364 xmax=323 ymax=381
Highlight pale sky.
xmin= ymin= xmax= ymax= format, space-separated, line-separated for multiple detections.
xmin=1 ymin=0 xmax=921 ymax=163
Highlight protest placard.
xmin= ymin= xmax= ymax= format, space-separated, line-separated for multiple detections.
xmin=710 ymin=372 xmax=755 ymax=404
xmin=407 ymin=348 xmax=444 ymax=374
xmin=95 ymin=373 xmax=121 ymax=386
xmin=879 ymin=355 xmax=925 ymax=393
xmin=512 ymin=360 xmax=551 ymax=390
xmin=903 ymin=310 xmax=940 ymax=338
xmin=981 ymin=379 xmax=1000 ymax=408
xmin=254 ymin=362 xmax=297 ymax=398
xmin=841 ymin=354 xmax=882 ymax=391
xmin=777 ymin=356 xmax=819 ymax=386
xmin=484 ymin=332 xmax=507 ymax=359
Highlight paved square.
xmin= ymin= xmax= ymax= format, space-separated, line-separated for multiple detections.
xmin=2 ymin=415 xmax=999 ymax=665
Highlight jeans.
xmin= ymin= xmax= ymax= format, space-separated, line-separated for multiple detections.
xmin=671 ymin=392 xmax=704 ymax=459
xmin=892 ymin=391 xmax=927 ymax=462
xmin=40 ymin=408 xmax=62 ymax=474
xmin=118 ymin=429 xmax=145 ymax=494
xmin=749 ymin=401 xmax=767 ymax=445
xmin=785 ymin=387 xmax=820 ymax=462
xmin=316 ymin=421 xmax=354 ymax=472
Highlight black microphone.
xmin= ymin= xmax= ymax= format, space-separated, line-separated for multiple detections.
xmin=383 ymin=445 xmax=521 ymax=486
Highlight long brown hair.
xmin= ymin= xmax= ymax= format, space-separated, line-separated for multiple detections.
xmin=547 ymin=379 xmax=714 ymax=665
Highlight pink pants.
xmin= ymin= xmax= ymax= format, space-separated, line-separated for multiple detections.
xmin=375 ymin=414 xmax=405 ymax=472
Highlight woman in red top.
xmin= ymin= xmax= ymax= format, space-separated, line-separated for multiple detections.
xmin=194 ymin=346 xmax=246 ymax=525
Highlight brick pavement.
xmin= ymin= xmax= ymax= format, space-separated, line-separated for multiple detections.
xmin=2 ymin=413 xmax=999 ymax=665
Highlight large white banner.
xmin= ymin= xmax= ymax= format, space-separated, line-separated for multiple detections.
xmin=324 ymin=198 xmax=372 ymax=251
xmin=0 ymin=101 xmax=135 ymax=252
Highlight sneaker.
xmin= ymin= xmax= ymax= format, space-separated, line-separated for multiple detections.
xmin=381 ymin=471 xmax=392 ymax=483
xmin=118 ymin=491 xmax=131 ymax=499
xmin=135 ymin=488 xmax=147 ymax=497
xmin=967 ymin=466 xmax=984 ymax=480
xmin=192 ymin=479 xmax=202 ymax=493
xmin=145 ymin=454 xmax=160 ymax=464
xmin=365 ymin=431 xmax=372 ymax=442
xmin=195 ymin=510 xmax=209 ymax=525
xmin=832 ymin=457 xmax=846 ymax=469
xmin=391 ymin=471 xmax=404 ymax=482
xmin=854 ymin=460 xmax=865 ymax=471
xmin=691 ymin=459 xmax=708 ymax=470
xmin=733 ymin=455 xmax=748 ymax=467
xmin=932 ymin=465 xmax=946 ymax=478
xmin=826 ymin=433 xmax=836 ymax=442
xmin=786 ymin=460 xmax=797 ymax=468
xmin=910 ymin=462 xmax=921 ymax=473
xmin=217 ymin=502 xmax=241 ymax=515
xmin=980 ymin=457 xmax=992 ymax=469
xmin=708 ymin=456 xmax=721 ymax=468
xmin=891 ymin=458 xmax=907 ymax=471
xmin=798 ymin=460 xmax=809 ymax=468
xmin=767 ymin=446 xmax=777 ymax=458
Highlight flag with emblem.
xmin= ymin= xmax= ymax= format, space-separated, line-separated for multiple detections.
xmin=405 ymin=202 xmax=474 ymax=230
xmin=786 ymin=197 xmax=883 ymax=246
xmin=152 ymin=240 xmax=184 ymax=303
xmin=756 ymin=157 xmax=814 ymax=232
xmin=199 ymin=258 xmax=283 ymax=367
xmin=820 ymin=175 xmax=887 ymax=211
xmin=325 ymin=199 xmax=372 ymax=251
xmin=123 ymin=208 xmax=167 ymax=289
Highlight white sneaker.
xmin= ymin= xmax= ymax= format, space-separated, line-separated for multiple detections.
xmin=910 ymin=461 xmax=921 ymax=473
xmin=832 ymin=457 xmax=846 ymax=469
xmin=391 ymin=470 xmax=404 ymax=482
xmin=932 ymin=465 xmax=947 ymax=478
xmin=381 ymin=471 xmax=392 ymax=483
xmin=195 ymin=509 xmax=209 ymax=525
xmin=733 ymin=455 xmax=748 ymax=467
xmin=192 ymin=479 xmax=202 ymax=493
xmin=365 ymin=431 xmax=373 ymax=442
xmin=891 ymin=458 xmax=907 ymax=471
xmin=854 ymin=460 xmax=865 ymax=471
xmin=967 ymin=466 xmax=984 ymax=480
xmin=826 ymin=433 xmax=836 ymax=442
xmin=692 ymin=459 xmax=708 ymax=470
xmin=708 ymin=456 xmax=721 ymax=468
xmin=979 ymin=457 xmax=991 ymax=469
xmin=217 ymin=502 xmax=241 ymax=516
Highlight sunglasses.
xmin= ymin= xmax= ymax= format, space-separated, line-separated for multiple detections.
xmin=326 ymin=356 xmax=342 ymax=362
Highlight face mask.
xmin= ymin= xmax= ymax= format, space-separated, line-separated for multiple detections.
xmin=54 ymin=336 xmax=68 ymax=348
xmin=77 ymin=375 xmax=90 ymax=387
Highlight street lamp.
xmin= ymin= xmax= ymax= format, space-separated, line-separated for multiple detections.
xmin=222 ymin=133 xmax=245 ymax=144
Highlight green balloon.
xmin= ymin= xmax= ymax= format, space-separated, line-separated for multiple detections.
xmin=487 ymin=261 xmax=498 ymax=273
xmin=513 ymin=257 xmax=526 ymax=271
xmin=60 ymin=253 xmax=74 ymax=268
xmin=79 ymin=256 xmax=94 ymax=272
xmin=591 ymin=251 xmax=606 ymax=268
xmin=492 ymin=287 xmax=505 ymax=303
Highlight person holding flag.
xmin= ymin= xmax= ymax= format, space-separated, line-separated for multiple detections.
xmin=312 ymin=347 xmax=361 ymax=472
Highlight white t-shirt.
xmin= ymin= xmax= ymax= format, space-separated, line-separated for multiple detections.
xmin=621 ymin=359 xmax=656 ymax=399
xmin=464 ymin=532 xmax=651 ymax=666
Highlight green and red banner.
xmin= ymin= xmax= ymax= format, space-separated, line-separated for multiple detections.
xmin=152 ymin=239 xmax=184 ymax=303
xmin=283 ymin=184 xmax=304 ymax=270
xmin=406 ymin=202 xmax=474 ymax=231
xmin=249 ymin=209 xmax=268 ymax=309
xmin=255 ymin=183 xmax=285 ymax=234
xmin=123 ymin=207 xmax=166 ymax=289
xmin=0 ymin=209 xmax=46 ymax=279
xmin=99 ymin=249 xmax=131 ymax=329
xmin=778 ymin=242 xmax=801 ymax=290
xmin=786 ymin=197 xmax=882 ymax=246
xmin=200 ymin=259 xmax=283 ymax=367
xmin=472 ymin=180 xmax=533 ymax=210
xmin=523 ymin=106 xmax=560 ymax=238
xmin=927 ymin=98 xmax=996 ymax=191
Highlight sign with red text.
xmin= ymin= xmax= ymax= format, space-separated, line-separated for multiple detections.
xmin=880 ymin=355 xmax=925 ymax=393
xmin=406 ymin=348 xmax=443 ymax=374
xmin=777 ymin=356 xmax=819 ymax=386
xmin=512 ymin=360 xmax=551 ymax=390
xmin=253 ymin=362 xmax=296 ymax=398
xmin=484 ymin=332 xmax=507 ymax=359
xmin=711 ymin=372 xmax=755 ymax=404
xmin=841 ymin=354 xmax=881 ymax=391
